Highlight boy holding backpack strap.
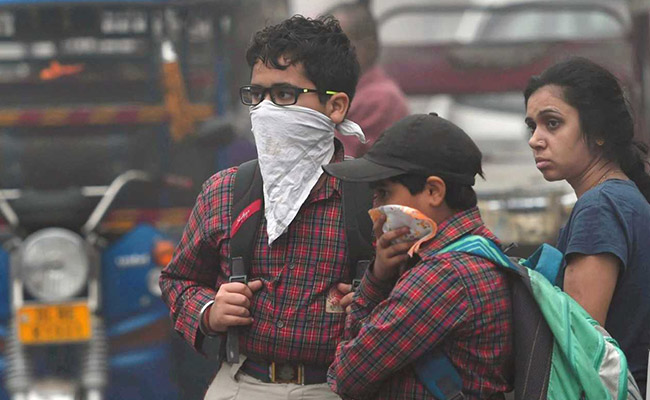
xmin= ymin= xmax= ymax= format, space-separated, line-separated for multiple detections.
xmin=324 ymin=113 xmax=514 ymax=399
xmin=159 ymin=16 xmax=375 ymax=399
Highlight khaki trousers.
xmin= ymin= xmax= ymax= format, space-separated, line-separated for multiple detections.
xmin=204 ymin=356 xmax=341 ymax=400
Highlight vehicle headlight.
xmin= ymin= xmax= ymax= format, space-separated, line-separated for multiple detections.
xmin=20 ymin=228 xmax=89 ymax=302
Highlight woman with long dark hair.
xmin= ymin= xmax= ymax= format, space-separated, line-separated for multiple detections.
xmin=524 ymin=57 xmax=650 ymax=394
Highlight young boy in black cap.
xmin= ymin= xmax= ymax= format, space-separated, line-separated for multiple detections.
xmin=324 ymin=113 xmax=514 ymax=399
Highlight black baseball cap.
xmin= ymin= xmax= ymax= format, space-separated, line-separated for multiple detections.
xmin=324 ymin=113 xmax=482 ymax=185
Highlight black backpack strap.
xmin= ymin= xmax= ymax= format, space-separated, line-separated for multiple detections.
xmin=226 ymin=159 xmax=263 ymax=363
xmin=231 ymin=159 xmax=263 ymax=272
xmin=510 ymin=270 xmax=553 ymax=400
xmin=225 ymin=166 xmax=374 ymax=362
xmin=341 ymin=180 xmax=374 ymax=290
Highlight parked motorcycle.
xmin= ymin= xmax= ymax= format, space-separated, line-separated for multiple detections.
xmin=0 ymin=170 xmax=184 ymax=400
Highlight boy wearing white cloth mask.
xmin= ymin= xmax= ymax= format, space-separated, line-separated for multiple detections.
xmin=160 ymin=15 xmax=367 ymax=400
xmin=324 ymin=113 xmax=514 ymax=399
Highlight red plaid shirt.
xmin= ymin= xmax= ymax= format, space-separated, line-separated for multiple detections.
xmin=328 ymin=207 xmax=514 ymax=399
xmin=159 ymin=145 xmax=352 ymax=366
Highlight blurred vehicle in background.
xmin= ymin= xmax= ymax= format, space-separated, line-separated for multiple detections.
xmin=376 ymin=0 xmax=637 ymax=254
xmin=0 ymin=0 xmax=251 ymax=398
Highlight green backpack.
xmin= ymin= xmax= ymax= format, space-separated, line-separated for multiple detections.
xmin=415 ymin=235 xmax=643 ymax=400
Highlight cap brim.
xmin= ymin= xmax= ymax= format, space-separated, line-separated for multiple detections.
xmin=323 ymin=157 xmax=407 ymax=182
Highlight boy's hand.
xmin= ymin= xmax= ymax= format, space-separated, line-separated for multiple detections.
xmin=332 ymin=282 xmax=354 ymax=313
xmin=372 ymin=214 xmax=415 ymax=282
xmin=208 ymin=280 xmax=264 ymax=332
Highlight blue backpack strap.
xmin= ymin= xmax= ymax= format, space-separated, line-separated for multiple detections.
xmin=415 ymin=235 xmax=512 ymax=400
xmin=414 ymin=350 xmax=465 ymax=400
xmin=519 ymin=243 xmax=563 ymax=284
xmin=446 ymin=235 xmax=563 ymax=284
xmin=438 ymin=235 xmax=513 ymax=270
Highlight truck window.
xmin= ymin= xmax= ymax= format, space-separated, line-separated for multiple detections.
xmin=479 ymin=10 xmax=624 ymax=42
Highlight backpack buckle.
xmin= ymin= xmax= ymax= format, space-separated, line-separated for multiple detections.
xmin=229 ymin=275 xmax=248 ymax=284
xmin=230 ymin=257 xmax=248 ymax=284
xmin=352 ymin=260 xmax=371 ymax=291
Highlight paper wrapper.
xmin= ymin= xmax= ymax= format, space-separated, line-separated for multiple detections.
xmin=368 ymin=205 xmax=437 ymax=257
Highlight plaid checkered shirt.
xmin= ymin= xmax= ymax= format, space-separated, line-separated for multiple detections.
xmin=159 ymin=144 xmax=353 ymax=366
xmin=328 ymin=207 xmax=514 ymax=399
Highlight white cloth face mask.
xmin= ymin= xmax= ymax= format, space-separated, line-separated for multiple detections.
xmin=250 ymin=100 xmax=365 ymax=244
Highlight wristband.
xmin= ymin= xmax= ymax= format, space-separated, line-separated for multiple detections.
xmin=198 ymin=300 xmax=218 ymax=337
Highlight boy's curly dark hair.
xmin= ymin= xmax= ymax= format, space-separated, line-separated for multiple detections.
xmin=246 ymin=15 xmax=360 ymax=102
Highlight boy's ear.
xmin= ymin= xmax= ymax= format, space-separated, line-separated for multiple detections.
xmin=326 ymin=92 xmax=350 ymax=124
xmin=425 ymin=176 xmax=446 ymax=207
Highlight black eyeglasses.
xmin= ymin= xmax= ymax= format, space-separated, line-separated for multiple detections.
xmin=240 ymin=85 xmax=339 ymax=106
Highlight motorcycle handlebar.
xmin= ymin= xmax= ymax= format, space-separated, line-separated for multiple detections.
xmin=0 ymin=194 xmax=19 ymax=231
xmin=0 ymin=169 xmax=195 ymax=236
xmin=81 ymin=170 xmax=152 ymax=236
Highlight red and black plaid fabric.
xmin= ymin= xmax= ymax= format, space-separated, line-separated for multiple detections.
xmin=159 ymin=145 xmax=352 ymax=366
xmin=328 ymin=208 xmax=514 ymax=399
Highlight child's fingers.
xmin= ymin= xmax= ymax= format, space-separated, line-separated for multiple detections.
xmin=377 ymin=227 xmax=411 ymax=248
xmin=248 ymin=279 xmax=264 ymax=292
xmin=372 ymin=214 xmax=386 ymax=239
xmin=336 ymin=282 xmax=353 ymax=294
xmin=339 ymin=292 xmax=355 ymax=309
xmin=384 ymin=241 xmax=416 ymax=258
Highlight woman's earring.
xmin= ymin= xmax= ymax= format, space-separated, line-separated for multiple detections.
xmin=596 ymin=139 xmax=605 ymax=146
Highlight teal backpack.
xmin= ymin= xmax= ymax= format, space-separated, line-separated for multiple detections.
xmin=415 ymin=235 xmax=643 ymax=400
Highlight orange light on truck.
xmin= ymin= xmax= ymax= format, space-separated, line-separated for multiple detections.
xmin=40 ymin=61 xmax=85 ymax=81
xmin=152 ymin=240 xmax=175 ymax=267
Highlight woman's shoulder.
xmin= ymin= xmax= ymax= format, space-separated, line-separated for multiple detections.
xmin=572 ymin=179 xmax=650 ymax=224
xmin=560 ymin=180 xmax=649 ymax=268
xmin=578 ymin=179 xmax=645 ymax=207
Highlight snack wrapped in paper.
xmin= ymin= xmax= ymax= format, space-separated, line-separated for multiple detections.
xmin=368 ymin=205 xmax=437 ymax=257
